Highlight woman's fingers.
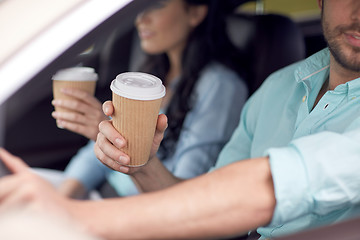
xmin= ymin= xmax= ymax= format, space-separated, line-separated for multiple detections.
xmin=98 ymin=121 xmax=126 ymax=149
xmin=153 ymin=114 xmax=168 ymax=147
xmin=52 ymin=111 xmax=88 ymax=124
xmin=157 ymin=114 xmax=168 ymax=133
xmin=102 ymin=101 xmax=114 ymax=116
xmin=51 ymin=90 xmax=109 ymax=140
xmin=58 ymin=120 xmax=97 ymax=140
xmin=52 ymin=88 xmax=103 ymax=117
xmin=52 ymin=110 xmax=103 ymax=128
xmin=52 ymin=111 xmax=101 ymax=140
xmin=94 ymin=133 xmax=130 ymax=173
xmin=52 ymin=99 xmax=95 ymax=116
xmin=59 ymin=88 xmax=102 ymax=108
xmin=150 ymin=114 xmax=168 ymax=158
xmin=95 ymin=128 xmax=129 ymax=164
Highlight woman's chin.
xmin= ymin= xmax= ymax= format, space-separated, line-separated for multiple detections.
xmin=141 ymin=43 xmax=165 ymax=55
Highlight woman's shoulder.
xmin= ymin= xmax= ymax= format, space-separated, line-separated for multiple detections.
xmin=201 ymin=61 xmax=240 ymax=78
xmin=195 ymin=61 xmax=247 ymax=94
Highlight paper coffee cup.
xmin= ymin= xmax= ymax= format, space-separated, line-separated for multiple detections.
xmin=110 ymin=72 xmax=166 ymax=167
xmin=52 ymin=67 xmax=98 ymax=113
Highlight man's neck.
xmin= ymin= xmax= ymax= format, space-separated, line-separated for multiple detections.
xmin=328 ymin=54 xmax=360 ymax=90
xmin=313 ymin=54 xmax=360 ymax=109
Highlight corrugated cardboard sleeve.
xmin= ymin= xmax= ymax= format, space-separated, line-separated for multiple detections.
xmin=112 ymin=93 xmax=162 ymax=166
xmin=52 ymin=80 xmax=96 ymax=112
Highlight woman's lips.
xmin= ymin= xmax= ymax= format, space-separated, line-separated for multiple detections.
xmin=138 ymin=29 xmax=154 ymax=39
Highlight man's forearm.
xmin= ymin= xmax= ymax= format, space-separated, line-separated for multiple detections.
xmin=70 ymin=157 xmax=276 ymax=239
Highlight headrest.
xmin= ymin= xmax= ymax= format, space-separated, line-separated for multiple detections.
xmin=226 ymin=13 xmax=306 ymax=93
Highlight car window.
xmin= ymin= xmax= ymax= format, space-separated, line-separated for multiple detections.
xmin=0 ymin=0 xmax=84 ymax=65
xmin=0 ymin=0 xmax=133 ymax=105
xmin=0 ymin=0 xmax=144 ymax=147
xmin=240 ymin=0 xmax=320 ymax=19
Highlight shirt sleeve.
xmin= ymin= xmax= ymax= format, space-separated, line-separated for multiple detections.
xmin=64 ymin=140 xmax=111 ymax=191
xmin=267 ymin=119 xmax=360 ymax=226
xmin=213 ymin=99 xmax=253 ymax=169
xmin=168 ymin=64 xmax=248 ymax=179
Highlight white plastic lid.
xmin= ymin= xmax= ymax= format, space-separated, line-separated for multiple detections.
xmin=52 ymin=67 xmax=98 ymax=81
xmin=110 ymin=72 xmax=166 ymax=100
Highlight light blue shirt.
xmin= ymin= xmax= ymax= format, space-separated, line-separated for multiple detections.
xmin=214 ymin=48 xmax=360 ymax=238
xmin=65 ymin=62 xmax=248 ymax=196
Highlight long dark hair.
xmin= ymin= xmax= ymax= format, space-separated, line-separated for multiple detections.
xmin=138 ymin=0 xmax=247 ymax=159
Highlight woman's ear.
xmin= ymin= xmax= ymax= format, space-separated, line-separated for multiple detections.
xmin=188 ymin=5 xmax=208 ymax=27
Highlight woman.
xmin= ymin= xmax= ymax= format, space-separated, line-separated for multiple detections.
xmin=53 ymin=0 xmax=248 ymax=198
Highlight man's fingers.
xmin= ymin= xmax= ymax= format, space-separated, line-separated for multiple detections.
xmin=0 ymin=148 xmax=29 ymax=174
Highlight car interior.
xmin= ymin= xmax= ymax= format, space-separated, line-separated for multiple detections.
xmin=2 ymin=0 xmax=328 ymax=202
xmin=2 ymin=0 xmax=360 ymax=239
xmin=2 ymin=0 xmax=324 ymax=172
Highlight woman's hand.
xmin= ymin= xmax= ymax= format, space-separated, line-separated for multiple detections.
xmin=51 ymin=88 xmax=108 ymax=141
xmin=94 ymin=101 xmax=168 ymax=174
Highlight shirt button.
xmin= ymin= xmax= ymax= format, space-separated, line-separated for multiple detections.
xmin=324 ymin=103 xmax=329 ymax=109
xmin=302 ymin=95 xmax=307 ymax=102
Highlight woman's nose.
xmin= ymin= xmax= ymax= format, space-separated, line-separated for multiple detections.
xmin=135 ymin=10 xmax=149 ymax=25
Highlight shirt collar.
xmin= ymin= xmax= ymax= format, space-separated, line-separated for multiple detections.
xmin=295 ymin=47 xmax=360 ymax=99
xmin=343 ymin=77 xmax=360 ymax=100
xmin=294 ymin=48 xmax=330 ymax=85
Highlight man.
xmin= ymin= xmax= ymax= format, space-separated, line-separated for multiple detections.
xmin=0 ymin=0 xmax=360 ymax=239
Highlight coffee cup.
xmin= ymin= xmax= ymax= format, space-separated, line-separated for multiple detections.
xmin=52 ymin=67 xmax=98 ymax=113
xmin=110 ymin=72 xmax=166 ymax=166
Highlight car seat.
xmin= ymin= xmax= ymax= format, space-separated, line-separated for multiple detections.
xmin=226 ymin=12 xmax=306 ymax=95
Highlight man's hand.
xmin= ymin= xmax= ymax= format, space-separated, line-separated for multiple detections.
xmin=0 ymin=148 xmax=69 ymax=217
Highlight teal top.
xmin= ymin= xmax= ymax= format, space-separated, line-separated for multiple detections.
xmin=214 ymin=48 xmax=360 ymax=238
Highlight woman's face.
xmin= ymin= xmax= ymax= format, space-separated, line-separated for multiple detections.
xmin=135 ymin=0 xmax=197 ymax=55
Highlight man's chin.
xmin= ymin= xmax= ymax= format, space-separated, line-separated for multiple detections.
xmin=329 ymin=44 xmax=360 ymax=72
